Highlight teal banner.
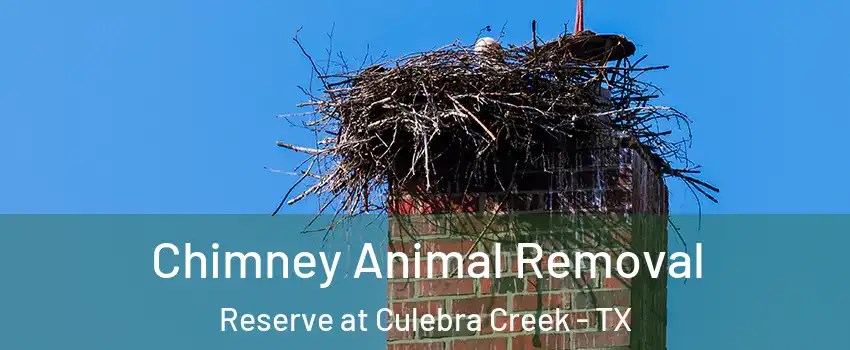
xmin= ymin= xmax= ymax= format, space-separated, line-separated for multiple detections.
xmin=0 ymin=215 xmax=389 ymax=349
xmin=0 ymin=215 xmax=845 ymax=349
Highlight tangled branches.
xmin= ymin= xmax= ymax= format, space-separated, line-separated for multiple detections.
xmin=277 ymin=29 xmax=717 ymax=224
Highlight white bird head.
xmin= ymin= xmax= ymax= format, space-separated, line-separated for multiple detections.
xmin=474 ymin=37 xmax=501 ymax=55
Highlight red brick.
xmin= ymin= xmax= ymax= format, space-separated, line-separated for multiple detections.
xmin=390 ymin=259 xmax=443 ymax=279
xmin=425 ymin=194 xmax=481 ymax=214
xmin=499 ymin=254 xmax=510 ymax=272
xmin=511 ymin=254 xmax=570 ymax=274
xmin=388 ymin=197 xmax=418 ymax=215
xmin=389 ymin=194 xmax=481 ymax=215
xmin=419 ymin=279 xmax=475 ymax=297
xmin=389 ymin=259 xmax=415 ymax=279
xmin=511 ymin=335 xmax=536 ymax=349
xmin=480 ymin=278 xmax=492 ymax=294
xmin=566 ymin=311 xmax=597 ymax=330
xmin=388 ymin=341 xmax=445 ymax=350
xmin=528 ymin=274 xmax=597 ymax=292
xmin=388 ymin=241 xmax=417 ymax=256
xmin=513 ymin=293 xmax=570 ymax=312
xmin=483 ymin=277 xmax=524 ymax=294
xmin=437 ymin=194 xmax=479 ymax=213
xmin=387 ymin=327 xmax=415 ymax=341
xmin=526 ymin=276 xmax=544 ymax=292
xmin=573 ymin=331 xmax=630 ymax=348
xmin=542 ymin=310 xmax=597 ymax=331
xmin=390 ymin=281 xmax=415 ymax=300
xmin=512 ymin=333 xmax=570 ymax=350
xmin=448 ymin=337 xmax=507 ymax=350
xmin=390 ymin=239 xmax=483 ymax=256
xmin=541 ymin=333 xmax=571 ymax=349
xmin=392 ymin=300 xmax=445 ymax=317
xmin=386 ymin=149 xmax=668 ymax=349
xmin=573 ymin=290 xmax=630 ymax=309
xmin=423 ymin=240 xmax=477 ymax=255
xmin=598 ymin=308 xmax=631 ymax=331
xmin=603 ymin=276 xmax=630 ymax=289
xmin=468 ymin=254 xmax=509 ymax=275
xmin=481 ymin=315 xmax=522 ymax=334
xmin=389 ymin=218 xmax=440 ymax=237
xmin=451 ymin=296 xmax=507 ymax=315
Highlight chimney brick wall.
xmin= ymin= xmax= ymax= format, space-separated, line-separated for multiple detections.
xmin=387 ymin=145 xmax=668 ymax=350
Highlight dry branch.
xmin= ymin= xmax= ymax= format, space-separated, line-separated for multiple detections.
xmin=277 ymin=29 xmax=717 ymax=224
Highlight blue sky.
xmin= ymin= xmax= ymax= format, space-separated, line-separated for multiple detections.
xmin=3 ymin=0 xmax=848 ymax=214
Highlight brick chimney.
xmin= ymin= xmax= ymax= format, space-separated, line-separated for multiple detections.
xmin=386 ymin=135 xmax=669 ymax=349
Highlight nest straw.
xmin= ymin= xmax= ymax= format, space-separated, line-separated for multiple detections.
xmin=277 ymin=28 xmax=718 ymax=229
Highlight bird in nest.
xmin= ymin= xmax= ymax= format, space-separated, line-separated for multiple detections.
xmin=474 ymin=37 xmax=501 ymax=54
xmin=472 ymin=37 xmax=506 ymax=69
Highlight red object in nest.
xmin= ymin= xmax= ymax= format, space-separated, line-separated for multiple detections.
xmin=565 ymin=0 xmax=636 ymax=62
xmin=575 ymin=0 xmax=585 ymax=34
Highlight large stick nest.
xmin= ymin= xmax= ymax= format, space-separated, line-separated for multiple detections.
xmin=277 ymin=30 xmax=718 ymax=221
